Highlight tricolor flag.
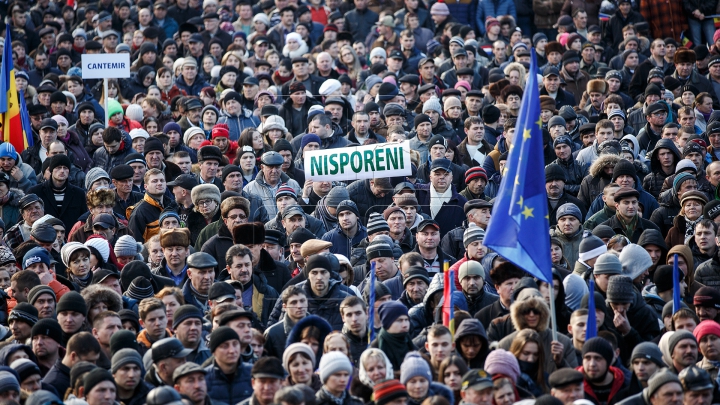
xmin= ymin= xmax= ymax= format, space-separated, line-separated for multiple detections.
xmin=0 ymin=25 xmax=33 ymax=152
xmin=599 ymin=13 xmax=610 ymax=22
xmin=442 ymin=262 xmax=455 ymax=335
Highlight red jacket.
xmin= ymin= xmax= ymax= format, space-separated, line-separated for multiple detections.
xmin=577 ymin=365 xmax=626 ymax=405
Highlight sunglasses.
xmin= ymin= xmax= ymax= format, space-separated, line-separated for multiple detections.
xmin=522 ymin=308 xmax=540 ymax=316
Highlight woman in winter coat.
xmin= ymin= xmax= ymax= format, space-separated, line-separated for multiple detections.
xmin=401 ymin=352 xmax=454 ymax=405
xmin=285 ymin=315 xmax=332 ymax=367
xmin=437 ymin=355 xmax=469 ymax=405
xmin=282 ymin=343 xmax=322 ymax=390
xmin=665 ymin=190 xmax=707 ymax=248
xmin=350 ymin=348 xmax=395 ymax=403
xmin=123 ymin=66 xmax=156 ymax=100
xmin=156 ymin=67 xmax=187 ymax=104
xmin=484 ymin=349 xmax=535 ymax=401
xmin=316 ymin=352 xmax=364 ymax=405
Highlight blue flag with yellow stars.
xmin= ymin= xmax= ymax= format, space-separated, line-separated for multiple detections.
xmin=484 ymin=49 xmax=552 ymax=284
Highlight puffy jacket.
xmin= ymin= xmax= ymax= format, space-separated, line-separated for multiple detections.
xmin=128 ymin=193 xmax=174 ymax=243
xmin=93 ymin=134 xmax=137 ymax=174
xmin=279 ymin=98 xmax=320 ymax=137
xmin=122 ymin=66 xmax=154 ymax=100
xmin=642 ymin=139 xmax=681 ymax=199
xmin=694 ymin=250 xmax=720 ymax=287
xmin=648 ymin=190 xmax=680 ymax=237
xmin=316 ymin=389 xmax=365 ymax=405
xmin=445 ymin=0 xmax=477 ymax=29
xmin=409 ymin=275 xmax=445 ymax=336
xmin=577 ymin=154 xmax=619 ymax=208
xmin=269 ymin=278 xmax=355 ymax=330
xmin=61 ymin=130 xmax=93 ymax=172
xmin=205 ymin=360 xmax=253 ymax=405
xmin=218 ymin=109 xmax=260 ymax=141
xmin=322 ymin=224 xmax=368 ymax=259
xmin=243 ymin=172 xmax=301 ymax=219
xmin=0 ymin=189 xmax=24 ymax=229
xmin=344 ymin=8 xmax=380 ymax=42
xmin=175 ymin=74 xmax=211 ymax=97
xmin=553 ymin=156 xmax=589 ymax=197
xmin=477 ymin=0 xmax=516 ymax=34
xmin=550 ymin=226 xmax=584 ymax=265
xmin=346 ymin=179 xmax=394 ymax=225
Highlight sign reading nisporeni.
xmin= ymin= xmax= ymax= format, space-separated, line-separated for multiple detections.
xmin=304 ymin=141 xmax=412 ymax=181
xmin=81 ymin=54 xmax=131 ymax=79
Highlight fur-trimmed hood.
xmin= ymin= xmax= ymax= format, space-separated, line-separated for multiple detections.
xmin=510 ymin=296 xmax=551 ymax=333
xmin=3 ymin=188 xmax=25 ymax=208
xmin=590 ymin=154 xmax=621 ymax=177
xmin=80 ymin=284 xmax=123 ymax=313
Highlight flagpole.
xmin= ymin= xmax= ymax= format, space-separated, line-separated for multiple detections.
xmin=548 ymin=280 xmax=558 ymax=341
xmin=104 ymin=78 xmax=109 ymax=127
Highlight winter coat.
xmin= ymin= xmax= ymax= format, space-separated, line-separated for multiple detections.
xmin=68 ymin=212 xmax=131 ymax=243
xmin=579 ymin=365 xmax=627 ymax=405
xmin=548 ymin=192 xmax=587 ymax=227
xmin=454 ymin=318 xmax=490 ymax=368
xmin=270 ymin=279 xmax=354 ymax=330
xmin=123 ymin=66 xmax=155 ymax=100
xmin=553 ymin=157 xmax=589 ymax=197
xmin=584 ymin=205 xmax=616 ymax=231
xmin=550 ymin=227 xmax=584 ymax=265
xmin=415 ymin=183 xmax=468 ymax=239
xmin=586 ymin=174 xmax=659 ymax=220
xmin=445 ymin=0 xmax=478 ymax=29
xmin=498 ymin=296 xmax=578 ymax=373
xmin=218 ymin=109 xmax=260 ymax=141
xmin=409 ymin=275 xmax=445 ymax=336
xmin=223 ymin=271 xmax=278 ymax=329
xmin=477 ymin=0 xmax=517 ymax=34
xmin=649 ymin=191 xmax=681 ymax=237
xmin=93 ymin=134 xmax=137 ymax=174
xmin=61 ymin=130 xmax=94 ymax=172
xmin=28 ymin=180 xmax=88 ymax=231
xmin=561 ymin=68 xmax=591 ymax=106
xmin=605 ymin=10 xmax=646 ymax=51
xmin=316 ymin=389 xmax=365 ymax=405
xmin=200 ymin=222 xmax=235 ymax=271
xmin=1 ymin=156 xmax=37 ymax=193
xmin=280 ymin=75 xmax=328 ymax=98
xmin=475 ymin=299 xmax=509 ymax=331
xmin=416 ymin=160 xmax=467 ymax=193
xmin=279 ymin=98 xmax=321 ymax=137
xmin=263 ymin=315 xmax=294 ymax=359
xmin=205 ymin=360 xmax=253 ymax=405
xmin=346 ymin=179 xmax=394 ymax=225
xmin=440 ymin=222 xmax=472 ymax=261
xmin=0 ymin=189 xmax=24 ymax=230
xmin=322 ymin=224 xmax=368 ymax=259
xmin=243 ymin=172 xmax=301 ymax=219
xmin=600 ymin=214 xmax=661 ymax=244
xmin=175 ymin=75 xmax=211 ymax=97
xmin=265 ymin=211 xmax=326 ymax=239
xmin=253 ymin=249 xmax=291 ymax=299
xmin=642 ymin=139 xmax=681 ymax=199
xmin=351 ymin=237 xmax=404 ymax=269
xmin=694 ymin=250 xmax=720 ymax=287
xmin=128 ymin=194 xmax=175 ymax=243
xmin=664 ymin=214 xmax=698 ymax=248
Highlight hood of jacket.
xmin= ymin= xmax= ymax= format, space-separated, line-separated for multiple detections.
xmin=0 ymin=344 xmax=35 ymax=366
xmin=649 ymin=139 xmax=681 ymax=173
xmin=134 ymin=66 xmax=154 ymax=87
xmin=637 ymin=228 xmax=668 ymax=256
xmin=5 ymin=188 xmax=25 ymax=207
xmin=510 ymin=296 xmax=550 ymax=333
xmin=424 ymin=273 xmax=445 ymax=313
xmin=590 ymin=154 xmax=621 ymax=177
xmin=621 ymin=134 xmax=641 ymax=159
xmin=80 ymin=284 xmax=123 ymax=313
xmin=453 ymin=318 xmax=489 ymax=348
xmin=668 ymin=244 xmax=695 ymax=285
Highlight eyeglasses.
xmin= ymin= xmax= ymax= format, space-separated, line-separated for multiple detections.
xmin=197 ymin=199 xmax=216 ymax=207
xmin=522 ymin=308 xmax=540 ymax=316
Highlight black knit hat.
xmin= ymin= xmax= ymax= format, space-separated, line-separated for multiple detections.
xmin=31 ymin=319 xmax=63 ymax=344
xmin=303 ymin=254 xmax=332 ymax=279
xmin=209 ymin=326 xmax=240 ymax=353
xmin=580 ymin=291 xmax=608 ymax=314
xmin=545 ymin=164 xmax=566 ymax=183
xmin=612 ymin=159 xmax=636 ymax=181
xmin=47 ymin=155 xmax=72 ymax=173
xmin=110 ymin=329 xmax=140 ymax=355
xmin=653 ymin=265 xmax=678 ymax=293
xmin=56 ymin=291 xmax=88 ymax=316
xmin=582 ymin=336 xmax=614 ymax=365
xmin=172 ymin=305 xmax=203 ymax=330
xmin=8 ymin=302 xmax=39 ymax=326
xmin=606 ymin=275 xmax=634 ymax=303
xmin=288 ymin=227 xmax=314 ymax=246
xmin=83 ymin=368 xmax=115 ymax=395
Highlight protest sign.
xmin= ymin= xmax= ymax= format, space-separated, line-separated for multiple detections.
xmin=304 ymin=141 xmax=412 ymax=181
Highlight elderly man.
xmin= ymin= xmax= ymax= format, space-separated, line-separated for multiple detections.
xmin=182 ymin=252 xmax=218 ymax=312
xmin=415 ymin=159 xmax=467 ymax=238
xmin=5 ymin=194 xmax=45 ymax=250
xmin=244 ymin=151 xmax=300 ymax=219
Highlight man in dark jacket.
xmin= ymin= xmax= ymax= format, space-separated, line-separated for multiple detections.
xmin=232 ymin=222 xmax=290 ymax=296
xmin=93 ymin=127 xmax=136 ymax=174
xmin=279 ymin=83 xmax=320 ymax=137
xmin=642 ymin=139 xmax=681 ymax=199
xmin=28 ymin=155 xmax=87 ymax=231
xmin=540 ymin=67 xmax=576 ymax=109
xmin=346 ymin=178 xmax=394 ymax=225
xmin=552 ymin=135 xmax=589 ymax=197
xmin=600 ymin=187 xmax=660 ymax=243
xmin=175 ymin=56 xmax=210 ymax=97
xmin=441 ymin=199 xmax=492 ymax=260
xmin=415 ymin=158 xmax=468 ymax=239
xmin=44 ymin=332 xmax=101 ymax=396
xmin=344 ymin=0 xmax=379 ymax=42
xmin=112 ymin=348 xmax=149 ymax=405
xmin=204 ymin=327 xmax=253 ymax=405
xmin=649 ymin=171 xmax=696 ymax=236
xmin=263 ymin=285 xmax=307 ymax=358
xmin=546 ymin=164 xmax=587 ymax=228
xmin=128 ymin=168 xmax=174 ymax=243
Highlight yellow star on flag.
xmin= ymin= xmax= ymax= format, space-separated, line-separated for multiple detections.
xmin=536 ymin=117 xmax=543 ymax=128
xmin=523 ymin=129 xmax=531 ymax=140
xmin=522 ymin=206 xmax=534 ymax=219
xmin=516 ymin=195 xmax=524 ymax=207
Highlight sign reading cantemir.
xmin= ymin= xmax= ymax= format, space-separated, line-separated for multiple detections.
xmin=304 ymin=141 xmax=412 ymax=182
xmin=81 ymin=53 xmax=131 ymax=79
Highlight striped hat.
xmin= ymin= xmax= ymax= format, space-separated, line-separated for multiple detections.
xmin=367 ymin=212 xmax=390 ymax=235
xmin=275 ymin=184 xmax=297 ymax=201
xmin=124 ymin=276 xmax=154 ymax=300
xmin=465 ymin=167 xmax=487 ymax=184
xmin=374 ymin=380 xmax=408 ymax=405
xmin=463 ymin=223 xmax=485 ymax=248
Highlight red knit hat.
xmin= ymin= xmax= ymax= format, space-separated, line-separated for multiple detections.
xmin=212 ymin=123 xmax=230 ymax=139
xmin=373 ymin=379 xmax=408 ymax=405
xmin=693 ymin=320 xmax=720 ymax=343
xmin=465 ymin=167 xmax=488 ymax=184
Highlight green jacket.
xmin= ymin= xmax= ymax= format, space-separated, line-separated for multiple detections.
xmin=583 ymin=204 xmax=615 ymax=231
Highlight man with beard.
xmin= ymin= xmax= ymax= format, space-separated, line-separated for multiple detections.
xmin=182 ymin=252 xmax=217 ymax=313
xmin=454 ymin=257 xmax=498 ymax=316
xmin=263 ymin=286 xmax=307 ymax=358
xmin=112 ymin=348 xmax=148 ymax=405
xmin=662 ymin=330 xmax=699 ymax=374
xmin=172 ymin=305 xmax=211 ymax=365
xmin=173 ymin=363 xmax=211 ymax=405
xmin=579 ymin=337 xmax=625 ymax=405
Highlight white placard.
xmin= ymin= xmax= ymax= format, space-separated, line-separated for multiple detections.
xmin=81 ymin=53 xmax=131 ymax=79
xmin=304 ymin=141 xmax=412 ymax=181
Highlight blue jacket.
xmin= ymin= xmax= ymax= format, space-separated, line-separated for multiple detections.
xmin=321 ymin=224 xmax=368 ymax=259
xmin=182 ymin=279 xmax=209 ymax=313
xmin=75 ymin=91 xmax=105 ymax=119
xmin=175 ymin=75 xmax=211 ymax=97
xmin=477 ymin=0 xmax=517 ymax=34
xmin=414 ymin=183 xmax=468 ymax=239
xmin=154 ymin=17 xmax=179 ymax=41
xmin=205 ymin=360 xmax=253 ymax=405
xmin=445 ymin=0 xmax=478 ymax=30
xmin=218 ymin=109 xmax=260 ymax=141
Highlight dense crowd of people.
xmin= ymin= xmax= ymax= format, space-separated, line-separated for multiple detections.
xmin=4 ymin=0 xmax=720 ymax=405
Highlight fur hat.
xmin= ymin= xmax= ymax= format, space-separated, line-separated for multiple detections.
xmin=232 ymin=222 xmax=265 ymax=245
xmin=674 ymin=48 xmax=697 ymax=64
xmin=545 ymin=41 xmax=564 ymax=55
xmin=86 ymin=188 xmax=115 ymax=208
xmin=160 ymin=228 xmax=191 ymax=248
xmin=220 ymin=197 xmax=250 ymax=218
xmin=540 ymin=96 xmax=556 ymax=113
xmin=190 ymin=184 xmax=221 ymax=207
xmin=586 ymin=79 xmax=607 ymax=94
xmin=80 ymin=284 xmax=123 ymax=314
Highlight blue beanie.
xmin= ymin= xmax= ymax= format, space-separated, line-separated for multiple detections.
xmin=163 ymin=122 xmax=182 ymax=135
xmin=301 ymin=134 xmax=322 ymax=150
xmin=378 ymin=301 xmax=408 ymax=330
xmin=673 ymin=172 xmax=695 ymax=193
xmin=0 ymin=144 xmax=17 ymax=161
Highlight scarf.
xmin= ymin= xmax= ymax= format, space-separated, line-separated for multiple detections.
xmin=321 ymin=387 xmax=346 ymax=405
xmin=189 ymin=282 xmax=209 ymax=312
xmin=70 ymin=272 xmax=92 ymax=290
xmin=617 ymin=213 xmax=638 ymax=237
xmin=378 ymin=329 xmax=415 ymax=371
xmin=429 ymin=184 xmax=452 ymax=218
xmin=685 ymin=215 xmax=703 ymax=239
xmin=315 ymin=196 xmax=338 ymax=231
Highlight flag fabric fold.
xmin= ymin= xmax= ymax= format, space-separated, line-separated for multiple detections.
xmin=586 ymin=279 xmax=597 ymax=340
xmin=367 ymin=261 xmax=377 ymax=345
xmin=483 ymin=49 xmax=553 ymax=284
xmin=672 ymin=254 xmax=681 ymax=314
xmin=0 ymin=25 xmax=32 ymax=151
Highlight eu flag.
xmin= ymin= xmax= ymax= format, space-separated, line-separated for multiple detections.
xmin=484 ymin=49 xmax=553 ymax=284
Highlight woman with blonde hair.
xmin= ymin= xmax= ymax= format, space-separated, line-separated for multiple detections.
xmin=340 ymin=45 xmax=362 ymax=86
xmin=503 ymin=62 xmax=527 ymax=88
xmin=351 ymin=348 xmax=395 ymax=402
